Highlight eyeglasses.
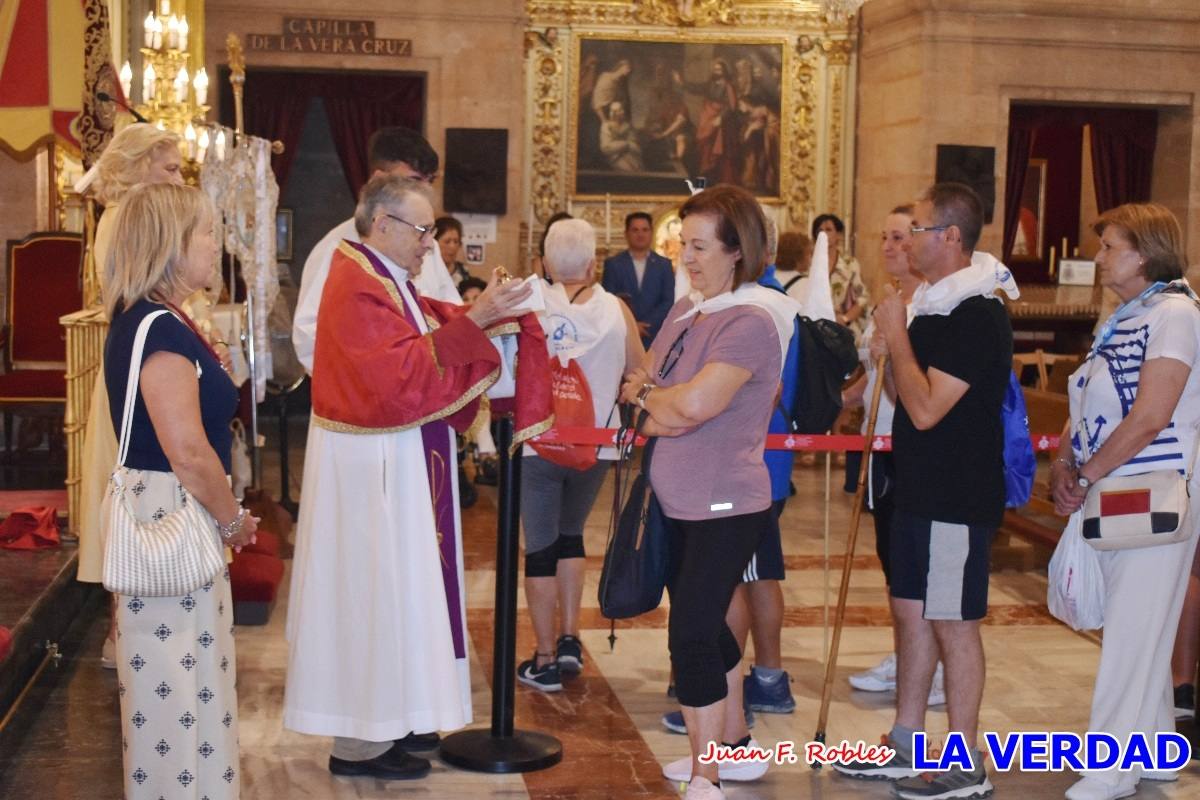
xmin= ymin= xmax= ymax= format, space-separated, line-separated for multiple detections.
xmin=382 ymin=213 xmax=435 ymax=238
xmin=909 ymin=224 xmax=950 ymax=235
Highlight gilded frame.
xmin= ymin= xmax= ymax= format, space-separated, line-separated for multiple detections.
xmin=568 ymin=31 xmax=791 ymax=204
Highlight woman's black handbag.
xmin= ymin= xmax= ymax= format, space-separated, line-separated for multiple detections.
xmin=597 ymin=412 xmax=670 ymax=619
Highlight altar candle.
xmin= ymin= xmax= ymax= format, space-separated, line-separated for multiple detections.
xmin=197 ymin=128 xmax=210 ymax=164
xmin=184 ymin=123 xmax=197 ymax=160
xmin=193 ymin=68 xmax=208 ymax=106
xmin=174 ymin=67 xmax=189 ymax=104
xmin=143 ymin=64 xmax=157 ymax=103
xmin=604 ymin=193 xmax=612 ymax=246
xmin=119 ymin=62 xmax=132 ymax=100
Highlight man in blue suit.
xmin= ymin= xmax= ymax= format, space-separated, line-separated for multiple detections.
xmin=601 ymin=212 xmax=675 ymax=347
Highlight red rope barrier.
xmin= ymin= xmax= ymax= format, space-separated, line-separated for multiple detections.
xmin=531 ymin=427 xmax=1062 ymax=453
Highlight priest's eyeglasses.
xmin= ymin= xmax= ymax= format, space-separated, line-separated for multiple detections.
xmin=381 ymin=213 xmax=435 ymax=238
xmin=909 ymin=223 xmax=950 ymax=235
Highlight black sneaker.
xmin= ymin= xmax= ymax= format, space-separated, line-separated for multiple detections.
xmin=893 ymin=764 xmax=994 ymax=799
xmin=1175 ymin=683 xmax=1195 ymax=719
xmin=556 ymin=635 xmax=583 ymax=673
xmin=831 ymin=735 xmax=920 ymax=781
xmin=517 ymin=654 xmax=562 ymax=692
xmin=329 ymin=742 xmax=431 ymax=780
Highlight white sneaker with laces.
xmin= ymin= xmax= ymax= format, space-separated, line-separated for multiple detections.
xmin=662 ymin=739 xmax=770 ymax=783
xmin=848 ymin=653 xmax=896 ymax=692
xmin=683 ymin=776 xmax=725 ymax=800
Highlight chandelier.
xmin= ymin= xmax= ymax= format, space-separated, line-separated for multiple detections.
xmin=821 ymin=0 xmax=866 ymax=21
xmin=117 ymin=0 xmax=214 ymax=164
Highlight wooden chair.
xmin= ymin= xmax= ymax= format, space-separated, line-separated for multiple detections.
xmin=0 ymin=232 xmax=84 ymax=483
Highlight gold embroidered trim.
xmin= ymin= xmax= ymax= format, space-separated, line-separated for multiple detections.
xmin=484 ymin=321 xmax=521 ymax=338
xmin=426 ymin=333 xmax=444 ymax=379
xmin=511 ymin=413 xmax=556 ymax=456
xmin=337 ymin=241 xmax=409 ymax=314
xmin=312 ymin=367 xmax=500 ymax=435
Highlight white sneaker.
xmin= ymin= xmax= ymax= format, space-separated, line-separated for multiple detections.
xmin=684 ymin=776 xmax=725 ymax=800
xmin=927 ymin=662 xmax=945 ymax=706
xmin=662 ymin=739 xmax=770 ymax=783
xmin=848 ymin=653 xmax=896 ymax=691
xmin=1141 ymin=769 xmax=1180 ymax=782
xmin=1064 ymin=776 xmax=1135 ymax=800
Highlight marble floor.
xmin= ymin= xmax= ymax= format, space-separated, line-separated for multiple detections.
xmin=1 ymin=428 xmax=1197 ymax=799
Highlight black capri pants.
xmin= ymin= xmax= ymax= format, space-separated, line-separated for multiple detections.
xmin=665 ymin=507 xmax=774 ymax=708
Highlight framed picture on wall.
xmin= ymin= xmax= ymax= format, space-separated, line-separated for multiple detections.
xmin=571 ymin=34 xmax=786 ymax=200
xmin=276 ymin=209 xmax=294 ymax=262
xmin=1010 ymin=159 xmax=1047 ymax=260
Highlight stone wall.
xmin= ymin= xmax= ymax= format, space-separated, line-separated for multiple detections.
xmin=854 ymin=0 xmax=1200 ymax=292
xmin=204 ymin=0 xmax=526 ymax=271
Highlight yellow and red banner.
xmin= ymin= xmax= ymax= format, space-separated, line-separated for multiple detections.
xmin=0 ymin=0 xmax=88 ymax=157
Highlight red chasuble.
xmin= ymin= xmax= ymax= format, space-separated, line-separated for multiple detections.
xmin=312 ymin=240 xmax=554 ymax=443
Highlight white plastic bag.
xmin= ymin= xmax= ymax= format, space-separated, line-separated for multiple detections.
xmin=1047 ymin=511 xmax=1105 ymax=630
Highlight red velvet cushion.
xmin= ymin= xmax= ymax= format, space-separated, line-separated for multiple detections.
xmin=228 ymin=552 xmax=284 ymax=603
xmin=0 ymin=369 xmax=66 ymax=400
xmin=241 ymin=529 xmax=281 ymax=557
xmin=8 ymin=234 xmax=83 ymax=364
xmin=0 ymin=625 xmax=11 ymax=662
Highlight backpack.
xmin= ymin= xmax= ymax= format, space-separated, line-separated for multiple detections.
xmin=789 ymin=316 xmax=860 ymax=434
xmin=530 ymin=358 xmax=599 ymax=471
xmin=1001 ymin=369 xmax=1036 ymax=508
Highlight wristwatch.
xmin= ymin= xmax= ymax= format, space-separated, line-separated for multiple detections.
xmin=636 ymin=382 xmax=655 ymax=409
xmin=1076 ymin=474 xmax=1091 ymax=490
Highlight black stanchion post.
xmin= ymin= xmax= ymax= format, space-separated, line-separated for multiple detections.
xmin=439 ymin=414 xmax=563 ymax=773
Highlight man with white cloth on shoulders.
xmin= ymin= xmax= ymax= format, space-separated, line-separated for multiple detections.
xmin=283 ymin=174 xmax=535 ymax=781
xmin=293 ymin=126 xmax=461 ymax=373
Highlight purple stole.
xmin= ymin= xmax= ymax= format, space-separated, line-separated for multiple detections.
xmin=348 ymin=241 xmax=466 ymax=659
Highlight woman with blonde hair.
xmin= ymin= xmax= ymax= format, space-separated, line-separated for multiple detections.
xmin=78 ymin=123 xmax=184 ymax=667
xmin=1051 ymin=203 xmax=1200 ymax=800
xmin=104 ymin=181 xmax=256 ymax=799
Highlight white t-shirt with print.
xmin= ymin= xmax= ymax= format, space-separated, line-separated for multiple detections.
xmin=1068 ymin=294 xmax=1200 ymax=477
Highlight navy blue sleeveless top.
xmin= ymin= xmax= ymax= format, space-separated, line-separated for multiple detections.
xmin=105 ymin=299 xmax=239 ymax=473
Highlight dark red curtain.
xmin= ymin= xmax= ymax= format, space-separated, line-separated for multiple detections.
xmin=220 ymin=70 xmax=424 ymax=195
xmin=1090 ymin=109 xmax=1158 ymax=213
xmin=238 ymin=72 xmax=315 ymax=190
xmin=1002 ymin=120 xmax=1035 ymax=263
xmin=321 ymin=73 xmax=424 ymax=198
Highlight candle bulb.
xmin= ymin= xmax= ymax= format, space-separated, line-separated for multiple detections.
xmin=215 ymin=130 xmax=226 ymax=162
xmin=119 ymin=62 xmax=132 ymax=100
xmin=151 ymin=17 xmax=162 ymax=50
xmin=143 ymin=13 xmax=155 ymax=48
xmin=193 ymin=68 xmax=208 ymax=106
xmin=197 ymin=128 xmax=210 ymax=164
xmin=179 ymin=17 xmax=189 ymax=52
xmin=174 ymin=67 xmax=189 ymax=104
xmin=161 ymin=0 xmax=169 ymax=15
xmin=143 ymin=64 xmax=157 ymax=104
xmin=184 ymin=123 xmax=197 ymax=160
xmin=167 ymin=16 xmax=179 ymax=50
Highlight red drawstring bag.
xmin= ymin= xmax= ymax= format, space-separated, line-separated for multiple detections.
xmin=531 ymin=358 xmax=599 ymax=471
xmin=0 ymin=506 xmax=61 ymax=550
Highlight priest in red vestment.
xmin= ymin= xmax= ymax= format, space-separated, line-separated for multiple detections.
xmin=284 ymin=174 xmax=551 ymax=781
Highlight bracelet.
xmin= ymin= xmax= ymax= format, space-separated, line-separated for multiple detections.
xmin=636 ymin=382 xmax=655 ymax=409
xmin=214 ymin=339 xmax=229 ymax=348
xmin=1053 ymin=457 xmax=1076 ymax=470
xmin=217 ymin=507 xmax=248 ymax=541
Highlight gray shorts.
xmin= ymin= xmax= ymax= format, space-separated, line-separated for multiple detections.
xmin=519 ymin=455 xmax=610 ymax=554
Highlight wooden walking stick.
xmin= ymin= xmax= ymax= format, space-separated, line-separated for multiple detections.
xmin=812 ymin=355 xmax=889 ymax=767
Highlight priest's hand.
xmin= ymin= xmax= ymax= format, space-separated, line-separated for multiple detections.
xmin=466 ymin=270 xmax=534 ymax=328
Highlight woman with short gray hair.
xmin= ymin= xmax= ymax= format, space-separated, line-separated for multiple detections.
xmin=516 ymin=218 xmax=643 ymax=691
